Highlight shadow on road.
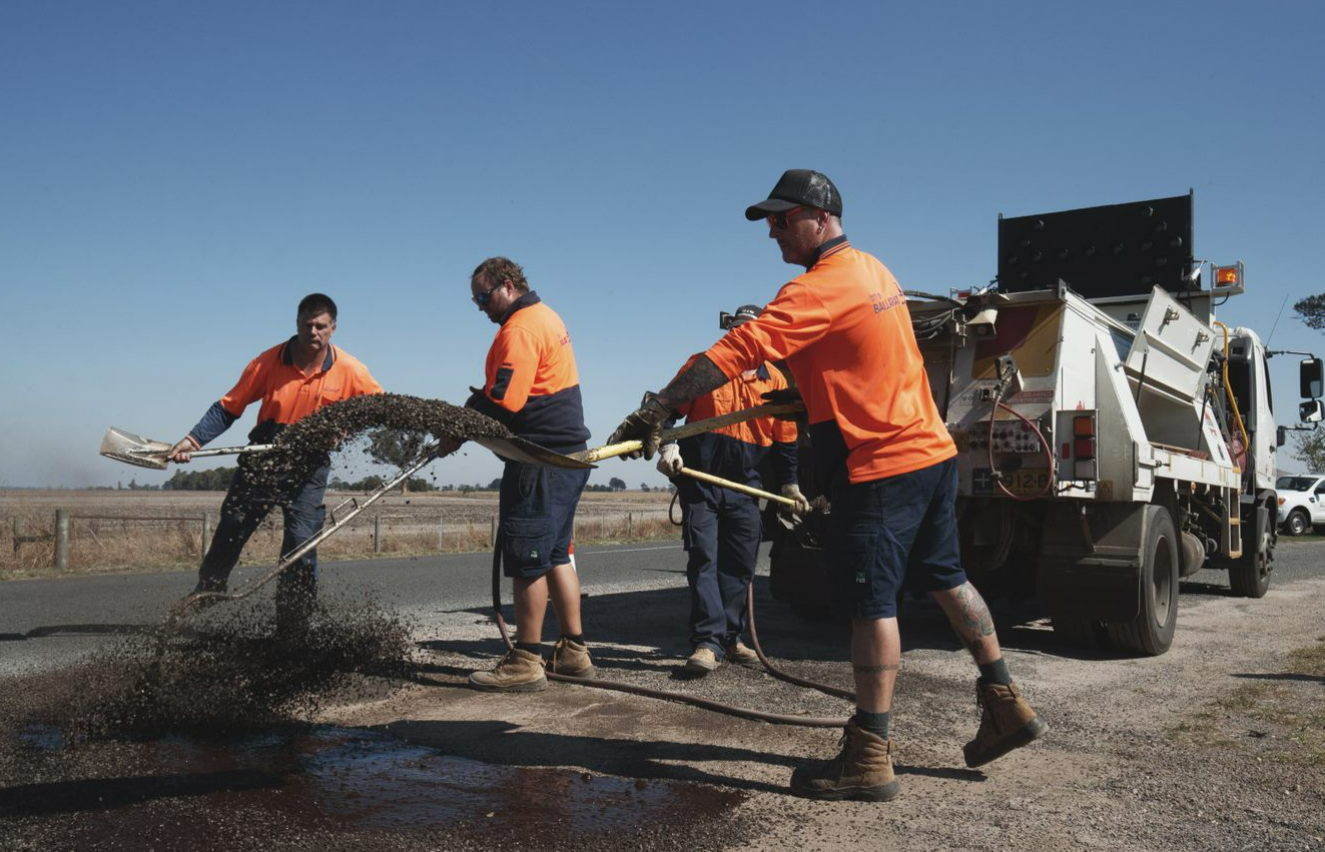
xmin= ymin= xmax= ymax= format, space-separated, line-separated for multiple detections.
xmin=0 ymin=623 xmax=158 ymax=642
xmin=422 ymin=577 xmax=1101 ymax=666
xmin=0 ymin=769 xmax=283 ymax=818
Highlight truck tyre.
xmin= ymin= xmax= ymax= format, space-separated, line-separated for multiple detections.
xmin=1105 ymin=505 xmax=1178 ymax=656
xmin=1229 ymin=497 xmax=1274 ymax=599
xmin=1051 ymin=616 xmax=1110 ymax=651
xmin=1284 ymin=509 xmax=1310 ymax=537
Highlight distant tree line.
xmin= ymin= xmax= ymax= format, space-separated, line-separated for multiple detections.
xmin=163 ymin=468 xmax=236 ymax=491
xmin=156 ymin=466 xmax=668 ymax=494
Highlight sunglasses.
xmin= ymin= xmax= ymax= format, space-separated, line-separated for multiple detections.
xmin=766 ymin=206 xmax=805 ymax=229
xmin=471 ymin=282 xmax=504 ymax=307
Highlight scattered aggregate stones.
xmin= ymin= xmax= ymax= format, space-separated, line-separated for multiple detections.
xmin=0 ymin=593 xmax=415 ymax=743
xmin=245 ymin=393 xmax=512 ymax=498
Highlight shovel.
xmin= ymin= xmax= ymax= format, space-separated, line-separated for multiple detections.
xmin=572 ymin=401 xmax=804 ymax=464
xmin=101 ymin=426 xmax=593 ymax=471
xmin=100 ymin=427 xmax=273 ymax=470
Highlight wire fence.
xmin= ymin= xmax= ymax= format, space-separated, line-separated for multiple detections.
xmin=1 ymin=507 xmax=676 ymax=577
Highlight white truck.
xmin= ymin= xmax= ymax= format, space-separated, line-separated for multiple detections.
xmin=770 ymin=193 xmax=1323 ymax=655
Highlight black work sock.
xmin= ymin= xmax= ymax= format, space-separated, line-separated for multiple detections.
xmin=854 ymin=708 xmax=890 ymax=739
xmin=978 ymin=657 xmax=1012 ymax=685
xmin=515 ymin=642 xmax=542 ymax=656
xmin=560 ymin=633 xmax=584 ymax=644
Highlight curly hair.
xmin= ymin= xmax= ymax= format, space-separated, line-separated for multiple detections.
xmin=471 ymin=257 xmax=529 ymax=293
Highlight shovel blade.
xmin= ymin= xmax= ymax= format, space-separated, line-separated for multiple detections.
xmin=100 ymin=426 xmax=172 ymax=470
xmin=473 ymin=436 xmax=596 ymax=469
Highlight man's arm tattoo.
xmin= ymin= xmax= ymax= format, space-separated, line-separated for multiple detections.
xmin=852 ymin=663 xmax=901 ymax=674
xmin=658 ymin=356 xmax=728 ymax=410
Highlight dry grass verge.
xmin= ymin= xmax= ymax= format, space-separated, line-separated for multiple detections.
xmin=1167 ymin=634 xmax=1325 ymax=767
xmin=1 ymin=490 xmax=679 ymax=580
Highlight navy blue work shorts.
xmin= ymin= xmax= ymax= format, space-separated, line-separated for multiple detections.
xmin=826 ymin=456 xmax=966 ymax=620
xmin=499 ymin=459 xmax=591 ymax=580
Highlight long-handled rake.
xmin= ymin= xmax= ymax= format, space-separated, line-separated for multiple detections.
xmin=166 ymin=446 xmax=442 ymax=622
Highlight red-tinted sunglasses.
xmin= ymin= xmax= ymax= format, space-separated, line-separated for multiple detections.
xmin=766 ymin=206 xmax=805 ymax=229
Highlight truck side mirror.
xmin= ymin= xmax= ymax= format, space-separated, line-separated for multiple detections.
xmin=1301 ymin=399 xmax=1325 ymax=424
xmin=1302 ymin=357 xmax=1324 ymax=399
xmin=1278 ymin=426 xmax=1288 ymax=447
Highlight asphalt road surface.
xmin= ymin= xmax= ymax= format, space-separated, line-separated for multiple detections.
xmin=0 ymin=541 xmax=688 ymax=676
xmin=3 ymin=537 xmax=1322 ymax=678
xmin=4 ymin=539 xmax=1325 ymax=852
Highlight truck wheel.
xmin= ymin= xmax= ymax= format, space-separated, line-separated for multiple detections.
xmin=1229 ymin=500 xmax=1273 ymax=599
xmin=1285 ymin=509 xmax=1309 ymax=537
xmin=1105 ymin=505 xmax=1178 ymax=656
xmin=1051 ymin=616 xmax=1111 ymax=651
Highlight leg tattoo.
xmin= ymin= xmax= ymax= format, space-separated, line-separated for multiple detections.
xmin=853 ymin=663 xmax=901 ymax=674
xmin=954 ymin=582 xmax=995 ymax=655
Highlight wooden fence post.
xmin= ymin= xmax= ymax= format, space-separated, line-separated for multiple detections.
xmin=437 ymin=517 xmax=445 ymax=552
xmin=201 ymin=512 xmax=215 ymax=553
xmin=373 ymin=514 xmax=382 ymax=554
xmin=12 ymin=517 xmax=20 ymax=555
xmin=490 ymin=514 xmax=498 ymax=547
xmin=627 ymin=511 xmax=633 ymax=539
xmin=54 ymin=509 xmax=69 ymax=572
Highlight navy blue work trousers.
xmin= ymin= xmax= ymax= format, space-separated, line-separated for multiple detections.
xmin=197 ymin=459 xmax=329 ymax=624
xmin=679 ymin=482 xmax=762 ymax=656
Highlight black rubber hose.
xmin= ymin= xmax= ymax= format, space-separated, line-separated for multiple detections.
xmin=745 ymin=583 xmax=855 ymax=702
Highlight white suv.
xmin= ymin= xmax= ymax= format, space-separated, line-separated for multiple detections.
xmin=1277 ymin=474 xmax=1325 ymax=536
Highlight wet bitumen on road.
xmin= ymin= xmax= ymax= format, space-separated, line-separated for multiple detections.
xmin=0 ymin=395 xmax=760 ymax=852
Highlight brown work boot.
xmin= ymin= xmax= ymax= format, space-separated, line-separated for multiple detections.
xmin=724 ymin=640 xmax=759 ymax=666
xmin=468 ymin=649 xmax=548 ymax=692
xmin=548 ymin=638 xmax=595 ymax=679
xmin=963 ymin=679 xmax=1049 ymax=768
xmin=790 ymin=720 xmax=899 ymax=802
xmin=685 ymin=647 xmax=720 ymax=673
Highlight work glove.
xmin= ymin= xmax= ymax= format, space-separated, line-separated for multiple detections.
xmin=761 ymin=388 xmax=807 ymax=422
xmin=436 ymin=435 xmax=465 ymax=458
xmin=781 ymin=483 xmax=811 ymax=517
xmin=606 ymin=392 xmax=672 ymax=460
xmin=656 ymin=443 xmax=683 ymax=477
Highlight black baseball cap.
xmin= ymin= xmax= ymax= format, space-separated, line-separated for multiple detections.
xmin=744 ymin=169 xmax=843 ymax=221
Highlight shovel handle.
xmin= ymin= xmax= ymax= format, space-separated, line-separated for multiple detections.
xmin=132 ymin=444 xmax=275 ymax=463
xmin=575 ymin=402 xmax=804 ymax=464
xmin=678 ymin=467 xmax=795 ymax=506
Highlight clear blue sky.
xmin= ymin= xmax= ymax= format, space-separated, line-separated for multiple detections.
xmin=2 ymin=0 xmax=1323 ymax=488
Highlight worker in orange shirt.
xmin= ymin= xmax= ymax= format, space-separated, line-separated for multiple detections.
xmin=657 ymin=304 xmax=809 ymax=674
xmin=609 ymin=170 xmax=1048 ymax=802
xmin=443 ymin=257 xmax=594 ymax=693
xmin=168 ymin=293 xmax=383 ymax=633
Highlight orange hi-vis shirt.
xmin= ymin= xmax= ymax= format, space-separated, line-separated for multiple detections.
xmin=470 ymin=292 xmax=590 ymax=450
xmin=705 ymin=237 xmax=955 ymax=485
xmin=672 ymin=355 xmax=797 ymax=449
xmin=200 ymin=338 xmax=382 ymax=444
xmin=670 ymin=356 xmax=799 ymax=489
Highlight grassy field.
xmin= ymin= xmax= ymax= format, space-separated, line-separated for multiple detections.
xmin=0 ymin=489 xmax=678 ymax=580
